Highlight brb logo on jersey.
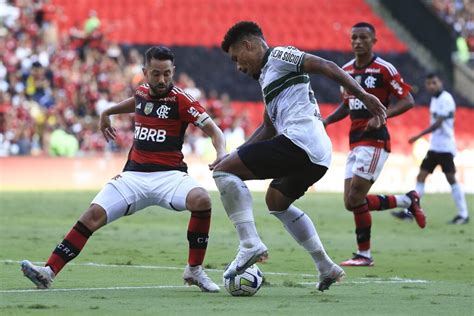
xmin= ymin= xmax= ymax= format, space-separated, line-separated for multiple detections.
xmin=156 ymin=104 xmax=171 ymax=118
xmin=348 ymin=98 xmax=367 ymax=110
xmin=135 ymin=126 xmax=167 ymax=142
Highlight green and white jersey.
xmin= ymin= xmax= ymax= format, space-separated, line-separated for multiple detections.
xmin=429 ymin=90 xmax=456 ymax=154
xmin=259 ymin=46 xmax=332 ymax=167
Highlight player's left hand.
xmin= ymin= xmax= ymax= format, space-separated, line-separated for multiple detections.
xmin=365 ymin=116 xmax=383 ymax=131
xmin=100 ymin=113 xmax=117 ymax=142
xmin=208 ymin=153 xmax=229 ymax=170
xmin=360 ymin=93 xmax=387 ymax=127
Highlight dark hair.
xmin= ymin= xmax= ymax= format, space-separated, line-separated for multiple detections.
xmin=352 ymin=22 xmax=376 ymax=35
xmin=426 ymin=72 xmax=440 ymax=80
xmin=144 ymin=46 xmax=174 ymax=65
xmin=221 ymin=21 xmax=264 ymax=52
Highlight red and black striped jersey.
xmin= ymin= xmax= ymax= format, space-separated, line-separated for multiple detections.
xmin=123 ymin=84 xmax=208 ymax=173
xmin=341 ymin=56 xmax=411 ymax=152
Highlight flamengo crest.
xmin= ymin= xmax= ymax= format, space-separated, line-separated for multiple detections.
xmin=144 ymin=102 xmax=154 ymax=115
xmin=156 ymin=104 xmax=171 ymax=119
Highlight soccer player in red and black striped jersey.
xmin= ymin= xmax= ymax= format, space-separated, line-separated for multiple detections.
xmin=20 ymin=46 xmax=226 ymax=291
xmin=324 ymin=22 xmax=426 ymax=267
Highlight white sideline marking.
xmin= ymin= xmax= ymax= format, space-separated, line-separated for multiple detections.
xmin=0 ymin=285 xmax=189 ymax=294
xmin=2 ymin=259 xmax=431 ymax=292
xmin=1 ymin=259 xmax=315 ymax=277
xmin=300 ymin=277 xmax=429 ymax=285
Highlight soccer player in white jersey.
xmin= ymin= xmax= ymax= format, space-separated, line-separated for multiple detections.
xmin=210 ymin=21 xmax=386 ymax=292
xmin=392 ymin=73 xmax=469 ymax=224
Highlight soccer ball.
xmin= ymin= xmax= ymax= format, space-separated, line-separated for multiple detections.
xmin=223 ymin=264 xmax=263 ymax=296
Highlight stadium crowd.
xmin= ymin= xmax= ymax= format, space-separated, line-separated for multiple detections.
xmin=0 ymin=0 xmax=248 ymax=157
xmin=430 ymin=0 xmax=474 ymax=65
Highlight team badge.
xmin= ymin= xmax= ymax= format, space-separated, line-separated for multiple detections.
xmin=364 ymin=75 xmax=376 ymax=89
xmin=156 ymin=104 xmax=171 ymax=119
xmin=144 ymin=102 xmax=154 ymax=115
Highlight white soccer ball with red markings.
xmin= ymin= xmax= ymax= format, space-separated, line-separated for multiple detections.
xmin=223 ymin=264 xmax=263 ymax=296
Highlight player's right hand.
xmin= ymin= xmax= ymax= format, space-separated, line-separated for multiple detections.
xmin=100 ymin=113 xmax=117 ymax=142
xmin=208 ymin=153 xmax=229 ymax=171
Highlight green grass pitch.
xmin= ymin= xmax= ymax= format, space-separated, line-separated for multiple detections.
xmin=0 ymin=191 xmax=472 ymax=315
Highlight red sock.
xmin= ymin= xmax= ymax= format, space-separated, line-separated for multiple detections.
xmin=187 ymin=210 xmax=211 ymax=266
xmin=366 ymin=195 xmax=397 ymax=211
xmin=46 ymin=221 xmax=92 ymax=275
xmin=352 ymin=203 xmax=371 ymax=251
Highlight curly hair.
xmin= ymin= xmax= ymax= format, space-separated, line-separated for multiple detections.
xmin=221 ymin=21 xmax=264 ymax=52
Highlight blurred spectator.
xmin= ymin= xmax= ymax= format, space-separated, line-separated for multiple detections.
xmin=430 ymin=0 xmax=474 ymax=65
xmin=0 ymin=0 xmax=250 ymax=158
xmin=49 ymin=128 xmax=79 ymax=157
xmin=84 ymin=10 xmax=100 ymax=34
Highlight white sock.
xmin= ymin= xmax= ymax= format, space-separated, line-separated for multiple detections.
xmin=213 ymin=171 xmax=260 ymax=248
xmin=451 ymin=183 xmax=469 ymax=218
xmin=416 ymin=182 xmax=425 ymax=198
xmin=395 ymin=195 xmax=411 ymax=208
xmin=271 ymin=205 xmax=334 ymax=272
xmin=357 ymin=249 xmax=371 ymax=258
xmin=45 ymin=266 xmax=55 ymax=278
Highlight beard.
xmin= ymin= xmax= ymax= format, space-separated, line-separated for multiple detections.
xmin=149 ymin=83 xmax=171 ymax=97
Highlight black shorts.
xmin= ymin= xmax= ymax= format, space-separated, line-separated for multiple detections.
xmin=237 ymin=135 xmax=328 ymax=199
xmin=420 ymin=150 xmax=456 ymax=174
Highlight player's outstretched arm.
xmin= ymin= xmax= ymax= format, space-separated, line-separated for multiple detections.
xmin=408 ymin=116 xmax=445 ymax=144
xmin=302 ymin=54 xmax=387 ymax=128
xmin=324 ymin=102 xmax=349 ymax=127
xmin=200 ymin=118 xmax=227 ymax=170
xmin=100 ymin=97 xmax=135 ymax=142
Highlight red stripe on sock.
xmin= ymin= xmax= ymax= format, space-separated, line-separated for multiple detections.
xmin=46 ymin=254 xmax=65 ymax=275
xmin=366 ymin=195 xmax=381 ymax=210
xmin=46 ymin=222 xmax=92 ymax=275
xmin=352 ymin=203 xmax=369 ymax=215
xmin=387 ymin=195 xmax=397 ymax=208
xmin=187 ymin=211 xmax=211 ymax=266
xmin=188 ymin=249 xmax=206 ymax=266
xmin=352 ymin=204 xmax=371 ymax=251
xmin=188 ymin=212 xmax=211 ymax=233
xmin=354 ymin=210 xmax=371 ymax=227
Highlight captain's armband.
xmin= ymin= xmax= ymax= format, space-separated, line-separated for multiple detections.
xmin=194 ymin=112 xmax=210 ymax=128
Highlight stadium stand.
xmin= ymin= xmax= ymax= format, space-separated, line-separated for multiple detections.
xmin=0 ymin=0 xmax=472 ymax=158
xmin=51 ymin=0 xmax=407 ymax=52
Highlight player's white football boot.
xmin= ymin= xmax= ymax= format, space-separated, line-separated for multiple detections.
xmin=20 ymin=260 xmax=55 ymax=289
xmin=223 ymin=242 xmax=268 ymax=279
xmin=183 ymin=265 xmax=220 ymax=292
xmin=317 ymin=264 xmax=345 ymax=292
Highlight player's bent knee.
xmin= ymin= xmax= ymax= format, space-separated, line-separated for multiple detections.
xmin=79 ymin=204 xmax=107 ymax=232
xmin=265 ymin=188 xmax=293 ymax=212
xmin=265 ymin=196 xmax=286 ymax=213
xmin=346 ymin=192 xmax=365 ymax=210
xmin=186 ymin=187 xmax=211 ymax=211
